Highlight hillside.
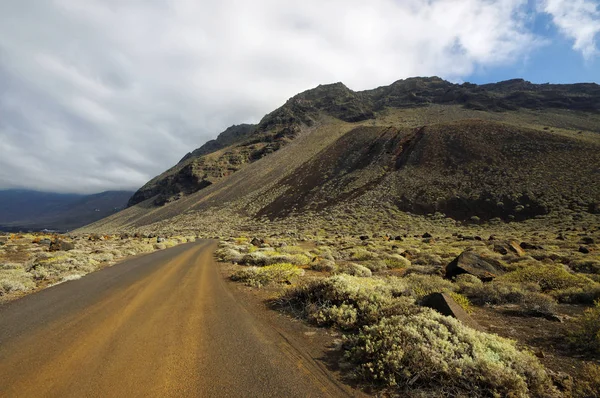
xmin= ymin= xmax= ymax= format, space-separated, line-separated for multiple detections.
xmin=80 ymin=77 xmax=600 ymax=235
xmin=126 ymin=77 xmax=600 ymax=209
xmin=0 ymin=190 xmax=133 ymax=232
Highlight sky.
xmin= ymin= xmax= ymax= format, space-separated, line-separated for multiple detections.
xmin=0 ymin=0 xmax=599 ymax=194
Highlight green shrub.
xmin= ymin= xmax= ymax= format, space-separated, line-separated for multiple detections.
xmin=240 ymin=251 xmax=311 ymax=266
xmin=344 ymin=309 xmax=558 ymax=397
xmin=501 ymin=265 xmax=595 ymax=292
xmin=569 ymin=300 xmax=600 ymax=355
xmin=278 ymin=275 xmax=418 ymax=330
xmin=337 ymin=263 xmax=372 ymax=278
xmin=349 ymin=248 xmax=378 ymax=261
xmin=449 ymin=292 xmax=473 ymax=314
xmin=403 ymin=274 xmax=455 ymax=299
xmin=361 ymin=260 xmax=388 ymax=272
xmin=383 ymin=255 xmax=411 ymax=269
xmin=310 ymin=259 xmax=337 ymax=272
xmin=231 ymin=263 xmax=304 ymax=288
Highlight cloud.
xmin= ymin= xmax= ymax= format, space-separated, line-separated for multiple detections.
xmin=0 ymin=0 xmax=575 ymax=194
xmin=539 ymin=0 xmax=600 ymax=59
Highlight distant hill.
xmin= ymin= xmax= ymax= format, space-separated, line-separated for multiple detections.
xmin=0 ymin=190 xmax=134 ymax=232
xmin=79 ymin=77 xmax=600 ymax=235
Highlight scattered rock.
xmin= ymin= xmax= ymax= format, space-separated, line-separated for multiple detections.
xmin=422 ymin=292 xmax=483 ymax=331
xmin=359 ymin=235 xmax=369 ymax=241
xmin=394 ymin=235 xmax=403 ymax=241
xmin=49 ymin=240 xmax=75 ymax=252
xmin=157 ymin=237 xmax=165 ymax=243
xmin=534 ymin=350 xmax=545 ymax=358
xmin=250 ymin=237 xmax=264 ymax=246
xmin=36 ymin=238 xmax=51 ymax=246
xmin=581 ymin=237 xmax=595 ymax=245
xmin=493 ymin=241 xmax=525 ymax=256
xmin=422 ymin=232 xmax=432 ymax=238
xmin=520 ymin=242 xmax=544 ymax=250
xmin=579 ymin=246 xmax=590 ymax=254
xmin=445 ymin=249 xmax=508 ymax=281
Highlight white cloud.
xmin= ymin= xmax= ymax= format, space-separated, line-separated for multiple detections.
xmin=0 ymin=0 xmax=559 ymax=193
xmin=539 ymin=0 xmax=600 ymax=59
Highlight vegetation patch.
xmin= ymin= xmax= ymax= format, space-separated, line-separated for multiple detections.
xmin=231 ymin=263 xmax=304 ymax=288
xmin=344 ymin=309 xmax=558 ymax=397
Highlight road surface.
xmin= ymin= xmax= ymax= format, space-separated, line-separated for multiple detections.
xmin=0 ymin=240 xmax=350 ymax=397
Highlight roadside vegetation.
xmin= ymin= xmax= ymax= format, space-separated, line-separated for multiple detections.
xmin=0 ymin=232 xmax=195 ymax=301
xmin=216 ymin=213 xmax=600 ymax=397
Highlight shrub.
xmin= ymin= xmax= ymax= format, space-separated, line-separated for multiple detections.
xmin=337 ymin=263 xmax=372 ymax=278
xmin=0 ymin=267 xmax=35 ymax=295
xmin=215 ymin=247 xmax=243 ymax=262
xmin=449 ymin=292 xmax=473 ymax=314
xmin=344 ymin=309 xmax=558 ymax=397
xmin=231 ymin=263 xmax=304 ymax=288
xmin=239 ymin=251 xmax=310 ymax=266
xmin=403 ymin=274 xmax=455 ymax=299
xmin=383 ymin=255 xmax=411 ymax=269
xmin=349 ymin=248 xmax=378 ymax=261
xmin=553 ymin=285 xmax=600 ymax=305
xmin=520 ymin=292 xmax=557 ymax=316
xmin=310 ymin=259 xmax=337 ymax=272
xmin=460 ymin=280 xmax=538 ymax=305
xmin=574 ymin=363 xmax=600 ymax=398
xmin=361 ymin=260 xmax=389 ymax=272
xmin=278 ymin=275 xmax=419 ymax=330
xmin=501 ymin=265 xmax=595 ymax=292
xmin=569 ymin=300 xmax=600 ymax=355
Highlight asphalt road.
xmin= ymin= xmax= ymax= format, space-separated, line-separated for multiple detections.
xmin=0 ymin=240 xmax=349 ymax=397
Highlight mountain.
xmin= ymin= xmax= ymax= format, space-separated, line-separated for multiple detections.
xmin=0 ymin=190 xmax=134 ymax=232
xmin=80 ymin=77 xmax=600 ymax=235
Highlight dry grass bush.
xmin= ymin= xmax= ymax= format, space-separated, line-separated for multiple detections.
xmin=458 ymin=277 xmax=557 ymax=315
xmin=500 ymin=265 xmax=600 ymax=304
xmin=277 ymin=274 xmax=418 ymax=330
xmin=0 ymin=263 xmax=35 ymax=295
xmin=348 ymin=248 xmax=379 ymax=261
xmin=383 ymin=255 xmax=411 ymax=269
xmin=573 ymin=362 xmax=600 ymax=398
xmin=570 ymin=259 xmax=600 ymax=275
xmin=344 ymin=309 xmax=559 ymax=397
xmin=402 ymin=274 xmax=456 ymax=299
xmin=310 ymin=259 xmax=337 ymax=272
xmin=449 ymin=292 xmax=473 ymax=314
xmin=337 ymin=263 xmax=372 ymax=277
xmin=569 ymin=300 xmax=600 ymax=355
xmin=230 ymin=263 xmax=304 ymax=288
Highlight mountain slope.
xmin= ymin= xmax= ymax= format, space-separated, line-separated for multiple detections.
xmin=80 ymin=77 xmax=600 ymax=234
xmin=127 ymin=77 xmax=600 ymax=209
xmin=0 ymin=190 xmax=133 ymax=231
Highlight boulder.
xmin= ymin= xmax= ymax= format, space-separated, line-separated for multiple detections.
xmin=520 ymin=242 xmax=544 ymax=250
xmin=157 ymin=237 xmax=165 ymax=243
xmin=422 ymin=293 xmax=483 ymax=331
xmin=493 ymin=240 xmax=525 ymax=256
xmin=579 ymin=246 xmax=590 ymax=254
xmin=250 ymin=237 xmax=264 ymax=246
xmin=49 ymin=240 xmax=75 ymax=252
xmin=445 ymin=250 xmax=507 ymax=281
